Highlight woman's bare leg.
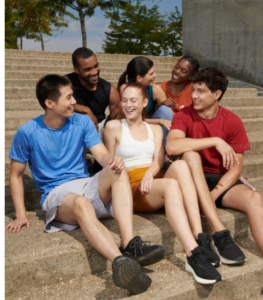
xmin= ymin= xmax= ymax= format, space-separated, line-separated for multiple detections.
xmin=164 ymin=160 xmax=203 ymax=239
xmin=145 ymin=178 xmax=198 ymax=253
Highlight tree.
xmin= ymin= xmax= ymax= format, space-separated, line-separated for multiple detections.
xmin=102 ymin=2 xmax=182 ymax=56
xmin=62 ymin=0 xmax=128 ymax=48
xmin=5 ymin=0 xmax=75 ymax=50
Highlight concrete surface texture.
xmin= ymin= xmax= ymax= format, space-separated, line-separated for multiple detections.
xmin=5 ymin=49 xmax=263 ymax=299
xmin=183 ymin=0 xmax=263 ymax=87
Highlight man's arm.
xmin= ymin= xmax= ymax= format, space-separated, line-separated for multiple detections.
xmin=108 ymin=85 xmax=124 ymax=120
xmin=167 ymin=129 xmax=239 ymax=170
xmin=210 ymin=153 xmax=243 ymax=202
xmin=5 ymin=160 xmax=30 ymax=232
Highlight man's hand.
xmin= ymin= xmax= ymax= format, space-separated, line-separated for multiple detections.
xmin=108 ymin=155 xmax=125 ymax=173
xmin=162 ymin=98 xmax=177 ymax=110
xmin=139 ymin=171 xmax=154 ymax=196
xmin=160 ymin=119 xmax=172 ymax=131
xmin=5 ymin=217 xmax=30 ymax=233
xmin=215 ymin=138 xmax=239 ymax=170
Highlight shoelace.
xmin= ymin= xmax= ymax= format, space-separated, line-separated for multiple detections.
xmin=215 ymin=231 xmax=235 ymax=250
xmin=128 ymin=237 xmax=151 ymax=257
xmin=198 ymin=236 xmax=213 ymax=252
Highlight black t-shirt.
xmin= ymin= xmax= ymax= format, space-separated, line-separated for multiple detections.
xmin=67 ymin=72 xmax=111 ymax=123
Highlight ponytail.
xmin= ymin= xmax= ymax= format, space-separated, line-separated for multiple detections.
xmin=117 ymin=71 xmax=127 ymax=90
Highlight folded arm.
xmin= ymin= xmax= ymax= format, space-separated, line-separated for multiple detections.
xmin=167 ymin=129 xmax=239 ymax=170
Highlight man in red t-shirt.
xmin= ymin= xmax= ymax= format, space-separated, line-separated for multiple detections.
xmin=167 ymin=68 xmax=263 ymax=260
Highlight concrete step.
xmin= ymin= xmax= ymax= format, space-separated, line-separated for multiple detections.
xmin=223 ymin=106 xmax=263 ymax=119
xmin=5 ymin=49 xmax=180 ymax=63
xmin=5 ymin=110 xmax=44 ymax=131
xmin=5 ymin=70 xmax=173 ymax=79
xmin=5 ymin=207 xmax=260 ymax=295
xmin=220 ymin=96 xmax=263 ymax=106
xmin=242 ymin=154 xmax=263 ymax=178
xmin=5 ymin=57 xmax=176 ymax=69
xmin=5 ymin=87 xmax=259 ymax=100
xmin=243 ymin=117 xmax=263 ymax=132
xmin=5 ymin=100 xmax=42 ymax=111
xmin=6 ymin=75 xmax=172 ymax=88
xmin=6 ymin=239 xmax=263 ymax=299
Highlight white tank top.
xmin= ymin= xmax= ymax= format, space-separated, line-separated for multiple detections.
xmin=115 ymin=119 xmax=155 ymax=168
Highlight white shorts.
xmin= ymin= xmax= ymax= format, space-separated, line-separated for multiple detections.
xmin=42 ymin=172 xmax=113 ymax=233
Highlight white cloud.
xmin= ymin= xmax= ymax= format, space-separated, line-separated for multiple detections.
xmin=22 ymin=36 xmax=105 ymax=53
xmin=68 ymin=21 xmax=80 ymax=32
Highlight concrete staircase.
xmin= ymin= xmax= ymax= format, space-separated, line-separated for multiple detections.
xmin=5 ymin=49 xmax=263 ymax=299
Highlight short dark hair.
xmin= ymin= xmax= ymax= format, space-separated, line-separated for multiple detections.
xmin=36 ymin=74 xmax=71 ymax=110
xmin=191 ymin=68 xmax=228 ymax=101
xmin=178 ymin=55 xmax=200 ymax=75
xmin=72 ymin=47 xmax=95 ymax=67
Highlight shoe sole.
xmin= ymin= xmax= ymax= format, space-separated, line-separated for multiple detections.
xmin=211 ymin=261 xmax=221 ymax=267
xmin=210 ymin=240 xmax=247 ymax=265
xmin=112 ymin=256 xmax=151 ymax=295
xmin=185 ymin=261 xmax=222 ymax=284
xmin=137 ymin=247 xmax=165 ymax=267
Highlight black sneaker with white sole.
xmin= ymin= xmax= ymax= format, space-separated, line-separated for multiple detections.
xmin=120 ymin=236 xmax=165 ymax=267
xmin=211 ymin=230 xmax=246 ymax=265
xmin=112 ymin=255 xmax=151 ymax=295
xmin=196 ymin=233 xmax=221 ymax=267
xmin=185 ymin=247 xmax=222 ymax=285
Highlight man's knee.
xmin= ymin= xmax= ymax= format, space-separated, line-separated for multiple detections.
xmin=170 ymin=159 xmax=188 ymax=172
xmin=181 ymin=151 xmax=201 ymax=165
xmin=73 ymin=196 xmax=96 ymax=218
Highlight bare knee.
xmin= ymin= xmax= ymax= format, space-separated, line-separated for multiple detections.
xmin=103 ymin=165 xmax=129 ymax=182
xmin=73 ymin=196 xmax=96 ymax=219
xmin=162 ymin=178 xmax=180 ymax=193
xmin=249 ymin=192 xmax=263 ymax=210
xmin=181 ymin=151 xmax=201 ymax=165
xmin=170 ymin=160 xmax=189 ymax=173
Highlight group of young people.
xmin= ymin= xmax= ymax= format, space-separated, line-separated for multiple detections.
xmin=6 ymin=47 xmax=263 ymax=295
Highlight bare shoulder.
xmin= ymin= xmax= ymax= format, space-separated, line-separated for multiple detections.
xmin=148 ymin=123 xmax=162 ymax=135
xmin=104 ymin=119 xmax=122 ymax=131
xmin=152 ymin=83 xmax=163 ymax=92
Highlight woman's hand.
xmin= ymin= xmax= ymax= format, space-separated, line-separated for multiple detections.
xmin=159 ymin=119 xmax=172 ymax=131
xmin=162 ymin=98 xmax=177 ymax=110
xmin=139 ymin=171 xmax=154 ymax=196
xmin=108 ymin=155 xmax=125 ymax=173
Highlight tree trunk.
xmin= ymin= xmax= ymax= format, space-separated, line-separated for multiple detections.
xmin=37 ymin=23 xmax=45 ymax=51
xmin=20 ymin=37 xmax=23 ymax=50
xmin=79 ymin=9 xmax=87 ymax=47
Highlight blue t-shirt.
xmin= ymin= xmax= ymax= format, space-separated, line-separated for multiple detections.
xmin=9 ymin=113 xmax=102 ymax=207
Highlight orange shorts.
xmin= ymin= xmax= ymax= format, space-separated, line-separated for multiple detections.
xmin=128 ymin=168 xmax=163 ymax=213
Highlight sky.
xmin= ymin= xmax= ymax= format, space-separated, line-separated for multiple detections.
xmin=22 ymin=0 xmax=182 ymax=52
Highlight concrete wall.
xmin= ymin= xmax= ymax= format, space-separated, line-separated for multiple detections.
xmin=183 ymin=0 xmax=263 ymax=87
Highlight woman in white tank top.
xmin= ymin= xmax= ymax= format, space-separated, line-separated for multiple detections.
xmin=103 ymin=83 xmax=222 ymax=285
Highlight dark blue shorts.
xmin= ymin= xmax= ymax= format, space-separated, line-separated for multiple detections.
xmin=204 ymin=173 xmax=244 ymax=208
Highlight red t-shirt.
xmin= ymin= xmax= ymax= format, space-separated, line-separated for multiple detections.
xmin=170 ymin=105 xmax=250 ymax=174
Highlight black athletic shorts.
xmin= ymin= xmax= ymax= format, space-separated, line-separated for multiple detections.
xmin=204 ymin=173 xmax=244 ymax=208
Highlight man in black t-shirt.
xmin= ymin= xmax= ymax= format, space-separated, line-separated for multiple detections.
xmin=65 ymin=47 xmax=124 ymax=137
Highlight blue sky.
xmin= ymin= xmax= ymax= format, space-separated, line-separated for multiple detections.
xmin=23 ymin=0 xmax=182 ymax=52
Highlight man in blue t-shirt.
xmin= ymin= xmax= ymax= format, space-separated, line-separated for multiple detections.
xmin=5 ymin=74 xmax=165 ymax=295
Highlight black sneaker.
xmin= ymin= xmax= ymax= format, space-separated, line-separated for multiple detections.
xmin=196 ymin=233 xmax=221 ymax=267
xmin=120 ymin=236 xmax=165 ymax=267
xmin=112 ymin=255 xmax=151 ymax=295
xmin=211 ymin=230 xmax=246 ymax=265
xmin=185 ymin=247 xmax=222 ymax=284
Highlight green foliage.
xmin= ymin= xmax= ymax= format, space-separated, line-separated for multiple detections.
xmin=5 ymin=0 xmax=75 ymax=50
xmin=102 ymin=3 xmax=182 ymax=56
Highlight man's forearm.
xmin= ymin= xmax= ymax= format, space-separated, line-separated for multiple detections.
xmin=99 ymin=153 xmax=114 ymax=168
xmin=167 ymin=137 xmax=219 ymax=156
xmin=211 ymin=167 xmax=242 ymax=201
xmin=74 ymin=104 xmax=90 ymax=114
xmin=10 ymin=175 xmax=27 ymax=218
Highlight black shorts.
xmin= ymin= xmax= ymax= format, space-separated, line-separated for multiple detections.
xmin=204 ymin=173 xmax=244 ymax=208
